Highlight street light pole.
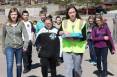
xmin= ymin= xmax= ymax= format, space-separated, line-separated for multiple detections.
xmin=72 ymin=0 xmax=75 ymax=4
xmin=86 ymin=0 xmax=89 ymax=15
xmin=73 ymin=0 xmax=74 ymax=3
xmin=18 ymin=0 xmax=21 ymax=6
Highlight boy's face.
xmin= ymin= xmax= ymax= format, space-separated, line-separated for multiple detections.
xmin=40 ymin=14 xmax=46 ymax=21
xmin=22 ymin=13 xmax=29 ymax=21
xmin=45 ymin=19 xmax=52 ymax=29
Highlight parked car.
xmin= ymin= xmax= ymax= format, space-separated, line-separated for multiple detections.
xmin=78 ymin=6 xmax=107 ymax=15
xmin=78 ymin=7 xmax=96 ymax=15
xmin=55 ymin=6 xmax=107 ymax=15
xmin=95 ymin=6 xmax=107 ymax=14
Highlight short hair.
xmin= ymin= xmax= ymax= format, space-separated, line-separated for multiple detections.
xmin=44 ymin=17 xmax=53 ymax=22
xmin=39 ymin=10 xmax=46 ymax=16
xmin=8 ymin=7 xmax=21 ymax=23
xmin=56 ymin=16 xmax=61 ymax=20
xmin=44 ymin=17 xmax=53 ymax=26
xmin=22 ymin=10 xmax=29 ymax=15
xmin=47 ymin=14 xmax=53 ymax=19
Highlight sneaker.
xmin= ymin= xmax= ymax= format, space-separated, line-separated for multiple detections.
xmin=90 ymin=61 xmax=97 ymax=65
xmin=48 ymin=68 xmax=51 ymax=73
xmin=92 ymin=62 xmax=97 ymax=65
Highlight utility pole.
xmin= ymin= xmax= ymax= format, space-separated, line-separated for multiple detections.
xmin=73 ymin=0 xmax=74 ymax=3
xmin=72 ymin=0 xmax=75 ymax=5
xmin=86 ymin=0 xmax=89 ymax=15
xmin=18 ymin=0 xmax=21 ymax=6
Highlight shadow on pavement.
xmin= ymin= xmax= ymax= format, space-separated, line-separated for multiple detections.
xmin=93 ymin=70 xmax=114 ymax=76
xmin=84 ymin=59 xmax=91 ymax=62
xmin=107 ymin=71 xmax=114 ymax=76
xmin=93 ymin=70 xmax=101 ymax=77
xmin=27 ymin=75 xmax=39 ymax=77
xmin=56 ymin=74 xmax=64 ymax=77
xmin=31 ymin=63 xmax=41 ymax=69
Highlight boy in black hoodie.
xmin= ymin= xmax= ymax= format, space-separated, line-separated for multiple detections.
xmin=35 ymin=17 xmax=59 ymax=77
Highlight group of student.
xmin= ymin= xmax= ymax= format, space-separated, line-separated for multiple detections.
xmin=2 ymin=5 xmax=116 ymax=77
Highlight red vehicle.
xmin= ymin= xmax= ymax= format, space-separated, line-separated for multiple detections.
xmin=78 ymin=7 xmax=96 ymax=15
xmin=78 ymin=6 xmax=107 ymax=15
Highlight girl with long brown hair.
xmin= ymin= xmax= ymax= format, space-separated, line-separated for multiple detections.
xmin=2 ymin=7 xmax=28 ymax=77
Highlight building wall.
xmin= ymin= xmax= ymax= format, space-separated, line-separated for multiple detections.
xmin=0 ymin=0 xmax=4 ymax=2
xmin=24 ymin=0 xmax=31 ymax=4
xmin=37 ymin=0 xmax=47 ymax=2
xmin=104 ymin=0 xmax=117 ymax=2
xmin=0 ymin=0 xmax=5 ymax=4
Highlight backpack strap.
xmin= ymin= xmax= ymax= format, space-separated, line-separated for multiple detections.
xmin=29 ymin=21 xmax=35 ymax=33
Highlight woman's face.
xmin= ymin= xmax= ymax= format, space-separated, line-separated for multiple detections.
xmin=68 ymin=8 xmax=76 ymax=21
xmin=96 ymin=18 xmax=102 ymax=26
xmin=45 ymin=19 xmax=52 ymax=29
xmin=88 ymin=19 xmax=94 ymax=24
xmin=10 ymin=12 xmax=18 ymax=22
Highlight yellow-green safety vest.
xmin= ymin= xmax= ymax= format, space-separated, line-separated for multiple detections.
xmin=62 ymin=19 xmax=87 ymax=53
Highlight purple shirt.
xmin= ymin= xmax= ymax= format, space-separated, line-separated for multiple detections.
xmin=91 ymin=23 xmax=112 ymax=48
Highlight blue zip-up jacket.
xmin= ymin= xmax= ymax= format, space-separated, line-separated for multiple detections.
xmin=35 ymin=20 xmax=45 ymax=34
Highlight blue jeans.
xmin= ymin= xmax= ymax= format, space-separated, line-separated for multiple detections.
xmin=5 ymin=47 xmax=23 ymax=77
xmin=63 ymin=52 xmax=83 ymax=77
xmin=88 ymin=40 xmax=96 ymax=62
